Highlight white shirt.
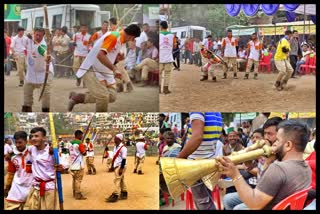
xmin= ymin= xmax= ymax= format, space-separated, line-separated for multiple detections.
xmin=73 ymin=32 xmax=91 ymax=57
xmin=6 ymin=147 xmax=33 ymax=203
xmin=203 ymin=38 xmax=209 ymax=49
xmin=159 ymin=31 xmax=174 ymax=63
xmin=113 ymin=143 xmax=127 ymax=168
xmin=11 ymin=35 xmax=28 ymax=55
xmin=223 ymin=37 xmax=237 ymax=57
xmin=28 ymin=144 xmax=55 ymax=191
xmin=76 ymin=31 xmax=122 ymax=85
xmin=135 ymin=31 xmax=148 ymax=48
xmin=213 ymin=41 xmax=218 ymax=50
xmin=238 ymin=50 xmax=246 ymax=58
xmin=125 ymin=48 xmax=137 ymax=70
xmin=215 ymin=140 xmax=224 ymax=157
xmin=136 ymin=141 xmax=147 ymax=158
xmin=4 ymin=143 xmax=13 ymax=157
xmin=69 ymin=140 xmax=85 ymax=170
xmin=25 ymin=38 xmax=54 ymax=84
xmin=85 ymin=142 xmax=94 ymax=157
xmin=248 ymin=40 xmax=261 ymax=61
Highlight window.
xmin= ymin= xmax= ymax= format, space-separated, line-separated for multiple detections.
xmin=52 ymin=14 xmax=62 ymax=29
xmin=21 ymin=18 xmax=28 ymax=30
xmin=181 ymin=31 xmax=186 ymax=39
xmin=35 ymin=16 xmax=44 ymax=28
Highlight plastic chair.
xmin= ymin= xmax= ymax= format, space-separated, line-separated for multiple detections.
xmin=272 ymin=186 xmax=312 ymax=210
xmin=299 ymin=54 xmax=311 ymax=75
xmin=148 ymin=69 xmax=159 ymax=85
xmin=308 ymin=54 xmax=316 ymax=74
xmin=185 ymin=186 xmax=222 ymax=210
xmin=258 ymin=52 xmax=272 ymax=73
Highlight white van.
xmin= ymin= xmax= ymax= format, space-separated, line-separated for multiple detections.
xmin=171 ymin=25 xmax=211 ymax=47
xmin=20 ymin=4 xmax=110 ymax=33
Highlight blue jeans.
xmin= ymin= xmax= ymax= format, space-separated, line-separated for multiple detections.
xmin=223 ymin=192 xmax=249 ymax=210
xmin=304 ymin=199 xmax=316 ymax=210
xmin=190 ymin=180 xmax=216 ymax=210
xmin=295 ymin=60 xmax=305 ymax=73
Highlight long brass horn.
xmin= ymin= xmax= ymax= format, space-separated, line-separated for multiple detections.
xmin=160 ymin=145 xmax=273 ymax=199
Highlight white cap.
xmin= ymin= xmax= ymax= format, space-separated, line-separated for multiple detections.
xmin=115 ymin=134 xmax=123 ymax=141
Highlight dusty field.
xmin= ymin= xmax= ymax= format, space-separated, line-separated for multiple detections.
xmin=160 ymin=63 xmax=316 ymax=112
xmin=4 ymin=156 xmax=159 ymax=210
xmin=4 ymin=70 xmax=159 ymax=112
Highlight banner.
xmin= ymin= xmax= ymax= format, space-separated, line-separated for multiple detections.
xmin=4 ymin=4 xmax=21 ymax=21
xmin=290 ymin=25 xmax=316 ymax=34
xmin=260 ymin=26 xmax=287 ymax=35
xmin=231 ymin=28 xmax=256 ymax=36
xmin=269 ymin=112 xmax=286 ymax=119
xmin=288 ymin=112 xmax=316 ymax=119
xmin=234 ymin=112 xmax=257 ymax=121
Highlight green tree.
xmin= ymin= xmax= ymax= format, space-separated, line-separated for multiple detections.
xmin=4 ymin=113 xmax=17 ymax=135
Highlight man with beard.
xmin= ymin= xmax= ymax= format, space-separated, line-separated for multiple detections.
xmin=223 ymin=131 xmax=244 ymax=156
xmin=223 ymin=116 xmax=283 ymax=210
xmin=218 ymin=120 xmax=311 ymax=210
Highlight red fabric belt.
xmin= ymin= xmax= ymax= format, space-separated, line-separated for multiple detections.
xmin=35 ymin=178 xmax=54 ymax=196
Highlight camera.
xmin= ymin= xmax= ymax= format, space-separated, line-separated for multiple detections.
xmin=282 ymin=47 xmax=289 ymax=53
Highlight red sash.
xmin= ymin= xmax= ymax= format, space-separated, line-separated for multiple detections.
xmin=35 ymin=178 xmax=55 ymax=196
xmin=111 ymin=145 xmax=124 ymax=168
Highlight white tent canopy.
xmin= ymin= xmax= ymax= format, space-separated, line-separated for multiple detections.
xmin=278 ymin=4 xmax=316 ymax=16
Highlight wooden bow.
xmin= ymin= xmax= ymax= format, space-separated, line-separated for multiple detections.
xmin=39 ymin=5 xmax=52 ymax=101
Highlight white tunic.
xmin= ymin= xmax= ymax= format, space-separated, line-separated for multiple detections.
xmin=248 ymin=40 xmax=261 ymax=61
xmin=135 ymin=31 xmax=148 ymax=48
xmin=135 ymin=141 xmax=147 ymax=158
xmin=76 ymin=31 xmax=122 ymax=85
xmin=159 ymin=31 xmax=174 ymax=63
xmin=73 ymin=32 xmax=91 ymax=57
xmin=25 ymin=38 xmax=54 ymax=84
xmin=6 ymin=147 xmax=33 ymax=203
xmin=28 ymin=144 xmax=55 ymax=191
xmin=85 ymin=142 xmax=94 ymax=157
xmin=69 ymin=140 xmax=85 ymax=170
xmin=112 ymin=143 xmax=127 ymax=168
xmin=11 ymin=35 xmax=28 ymax=55
xmin=223 ymin=37 xmax=237 ymax=58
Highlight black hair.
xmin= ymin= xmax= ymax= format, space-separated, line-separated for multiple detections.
xmin=252 ymin=32 xmax=257 ymax=36
xmin=277 ymin=120 xmax=310 ymax=152
xmin=17 ymin=26 xmax=25 ymax=32
xmin=207 ymin=35 xmax=212 ymax=38
xmin=14 ymin=131 xmax=28 ymax=141
xmin=34 ymin=27 xmax=45 ymax=34
xmin=74 ymin=130 xmax=83 ymax=137
xmin=86 ymin=138 xmax=90 ymax=141
xmin=227 ymin=29 xmax=232 ymax=33
xmin=124 ymin=24 xmax=141 ymax=38
xmin=285 ymin=30 xmax=292 ymax=35
xmin=80 ymin=23 xmax=87 ymax=27
xmin=109 ymin=17 xmax=117 ymax=25
xmin=221 ymin=129 xmax=227 ymax=137
xmin=143 ymin=23 xmax=149 ymax=26
xmin=103 ymin=20 xmax=109 ymax=24
xmin=160 ymin=128 xmax=166 ymax=134
xmin=292 ymin=30 xmax=298 ymax=34
xmin=160 ymin=21 xmax=168 ymax=29
xmin=263 ymin=117 xmax=283 ymax=131
xmin=253 ymin=128 xmax=264 ymax=136
xmin=30 ymin=127 xmax=47 ymax=137
xmin=237 ymin=128 xmax=243 ymax=133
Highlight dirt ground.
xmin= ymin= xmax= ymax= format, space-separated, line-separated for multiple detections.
xmin=4 ymin=70 xmax=159 ymax=112
xmin=160 ymin=63 xmax=316 ymax=112
xmin=4 ymin=156 xmax=159 ymax=210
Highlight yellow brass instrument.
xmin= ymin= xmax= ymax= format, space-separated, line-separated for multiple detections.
xmin=160 ymin=144 xmax=273 ymax=199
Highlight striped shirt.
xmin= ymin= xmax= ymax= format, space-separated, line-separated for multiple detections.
xmin=187 ymin=112 xmax=223 ymax=160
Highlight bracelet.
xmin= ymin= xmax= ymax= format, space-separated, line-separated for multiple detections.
xmin=232 ymin=175 xmax=243 ymax=183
